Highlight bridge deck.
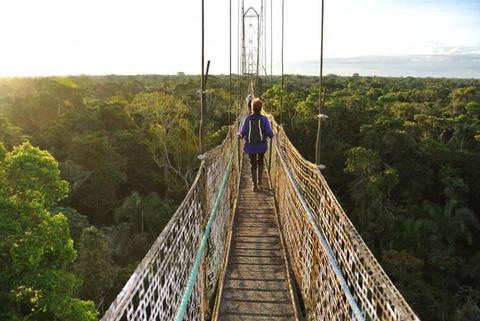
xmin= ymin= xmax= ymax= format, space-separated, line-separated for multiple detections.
xmin=214 ymin=155 xmax=299 ymax=321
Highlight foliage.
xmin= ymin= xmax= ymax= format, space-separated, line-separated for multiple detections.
xmin=0 ymin=141 xmax=6 ymax=161
xmin=260 ymin=75 xmax=480 ymax=321
xmin=1 ymin=74 xmax=478 ymax=321
xmin=74 ymin=227 xmax=116 ymax=314
xmin=2 ymin=142 xmax=69 ymax=207
xmin=0 ymin=144 xmax=97 ymax=321
xmin=50 ymin=207 xmax=90 ymax=242
xmin=114 ymin=191 xmax=173 ymax=238
xmin=0 ymin=75 xmax=236 ymax=317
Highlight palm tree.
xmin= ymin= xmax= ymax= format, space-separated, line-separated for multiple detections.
xmin=114 ymin=191 xmax=173 ymax=237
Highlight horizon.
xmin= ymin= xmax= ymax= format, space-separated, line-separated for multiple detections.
xmin=1 ymin=54 xmax=479 ymax=80
xmin=1 ymin=0 xmax=479 ymax=78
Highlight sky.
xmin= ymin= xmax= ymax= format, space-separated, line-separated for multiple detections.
xmin=0 ymin=0 xmax=479 ymax=77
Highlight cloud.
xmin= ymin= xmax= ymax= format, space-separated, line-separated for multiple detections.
xmin=429 ymin=43 xmax=480 ymax=55
xmin=285 ymin=54 xmax=480 ymax=78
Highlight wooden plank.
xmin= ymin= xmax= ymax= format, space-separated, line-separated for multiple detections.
xmin=227 ymin=270 xmax=286 ymax=280
xmin=239 ymin=214 xmax=273 ymax=217
xmin=234 ymin=227 xmax=279 ymax=236
xmin=230 ymin=256 xmax=284 ymax=265
xmin=237 ymin=216 xmax=276 ymax=222
xmin=237 ymin=218 xmax=275 ymax=222
xmin=237 ymin=199 xmax=271 ymax=203
xmin=236 ymin=226 xmax=278 ymax=231
xmin=237 ymin=207 xmax=274 ymax=211
xmin=214 ymin=155 xmax=299 ymax=321
xmin=233 ymin=248 xmax=282 ymax=257
xmin=237 ymin=215 xmax=275 ymax=220
xmin=237 ymin=207 xmax=273 ymax=211
xmin=219 ymin=316 xmax=292 ymax=321
xmin=236 ymin=223 xmax=277 ymax=229
xmin=228 ymin=263 xmax=285 ymax=272
xmin=238 ymin=214 xmax=273 ymax=218
xmin=238 ymin=197 xmax=271 ymax=200
xmin=237 ymin=197 xmax=272 ymax=200
xmin=236 ymin=198 xmax=272 ymax=203
xmin=235 ymin=236 xmax=280 ymax=243
xmin=220 ymin=301 xmax=293 ymax=316
xmin=236 ymin=224 xmax=277 ymax=229
xmin=237 ymin=209 xmax=274 ymax=214
xmin=237 ymin=203 xmax=273 ymax=208
xmin=223 ymin=279 xmax=286 ymax=291
xmin=234 ymin=242 xmax=281 ymax=250
xmin=222 ymin=289 xmax=289 ymax=302
xmin=238 ymin=198 xmax=272 ymax=202
xmin=238 ymin=195 xmax=271 ymax=199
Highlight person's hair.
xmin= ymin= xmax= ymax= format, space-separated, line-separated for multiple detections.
xmin=252 ymin=98 xmax=262 ymax=114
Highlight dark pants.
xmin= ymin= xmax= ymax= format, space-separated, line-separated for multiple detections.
xmin=249 ymin=153 xmax=265 ymax=171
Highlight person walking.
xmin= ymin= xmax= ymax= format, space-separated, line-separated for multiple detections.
xmin=246 ymin=94 xmax=253 ymax=112
xmin=239 ymin=98 xmax=274 ymax=191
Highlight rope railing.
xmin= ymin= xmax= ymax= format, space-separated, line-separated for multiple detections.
xmin=268 ymin=119 xmax=420 ymax=321
xmin=101 ymin=118 xmax=242 ymax=321
xmin=273 ymin=130 xmax=364 ymax=321
xmin=174 ymin=137 xmax=239 ymax=321
xmin=102 ymin=107 xmax=420 ymax=321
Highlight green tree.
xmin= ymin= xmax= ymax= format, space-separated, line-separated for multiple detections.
xmin=454 ymin=301 xmax=480 ymax=321
xmin=114 ymin=191 xmax=173 ymax=237
xmin=0 ymin=142 xmax=6 ymax=162
xmin=128 ymin=92 xmax=197 ymax=190
xmin=66 ymin=133 xmax=126 ymax=225
xmin=0 ymin=143 xmax=97 ymax=321
xmin=2 ymin=142 xmax=69 ymax=207
xmin=382 ymin=250 xmax=432 ymax=312
xmin=74 ymin=227 xmax=116 ymax=313
xmin=0 ymin=116 xmax=24 ymax=148
xmin=51 ymin=207 xmax=90 ymax=242
xmin=345 ymin=146 xmax=399 ymax=248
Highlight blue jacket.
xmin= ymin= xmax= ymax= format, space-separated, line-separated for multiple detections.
xmin=239 ymin=113 xmax=274 ymax=154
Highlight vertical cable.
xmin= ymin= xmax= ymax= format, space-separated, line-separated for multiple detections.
xmin=237 ymin=0 xmax=241 ymax=110
xmin=237 ymin=0 xmax=240 ymax=75
xmin=270 ymin=0 xmax=273 ymax=78
xmin=280 ymin=0 xmax=284 ymax=123
xmin=257 ymin=4 xmax=261 ymax=78
xmin=229 ymin=0 xmax=232 ymax=123
xmin=315 ymin=0 xmax=325 ymax=165
xmin=264 ymin=0 xmax=267 ymax=76
xmin=199 ymin=0 xmax=205 ymax=155
xmin=241 ymin=0 xmax=245 ymax=75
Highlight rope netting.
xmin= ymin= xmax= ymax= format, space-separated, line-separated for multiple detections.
xmin=102 ymin=108 xmax=419 ymax=321
xmin=101 ymin=118 xmax=242 ymax=321
xmin=268 ymin=118 xmax=420 ymax=321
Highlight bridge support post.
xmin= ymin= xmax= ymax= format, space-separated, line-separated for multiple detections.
xmin=199 ymin=256 xmax=208 ymax=320
xmin=199 ymin=165 xmax=210 ymax=320
xmin=237 ymin=136 xmax=241 ymax=178
xmin=268 ymin=122 xmax=275 ymax=172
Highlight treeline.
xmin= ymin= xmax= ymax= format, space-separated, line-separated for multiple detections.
xmin=261 ymin=75 xmax=480 ymax=321
xmin=0 ymin=75 xmax=239 ymax=320
xmin=1 ymin=74 xmax=479 ymax=321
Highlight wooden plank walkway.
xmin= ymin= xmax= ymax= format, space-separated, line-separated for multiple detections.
xmin=214 ymin=155 xmax=300 ymax=321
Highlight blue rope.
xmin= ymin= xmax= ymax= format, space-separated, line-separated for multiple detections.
xmin=274 ymin=137 xmax=365 ymax=321
xmin=174 ymin=138 xmax=239 ymax=321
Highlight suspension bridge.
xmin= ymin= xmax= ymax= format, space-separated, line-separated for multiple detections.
xmin=101 ymin=1 xmax=420 ymax=320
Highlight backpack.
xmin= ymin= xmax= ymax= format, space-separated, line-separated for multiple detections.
xmin=247 ymin=115 xmax=265 ymax=145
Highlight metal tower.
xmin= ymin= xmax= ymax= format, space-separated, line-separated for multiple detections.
xmin=240 ymin=0 xmax=265 ymax=76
